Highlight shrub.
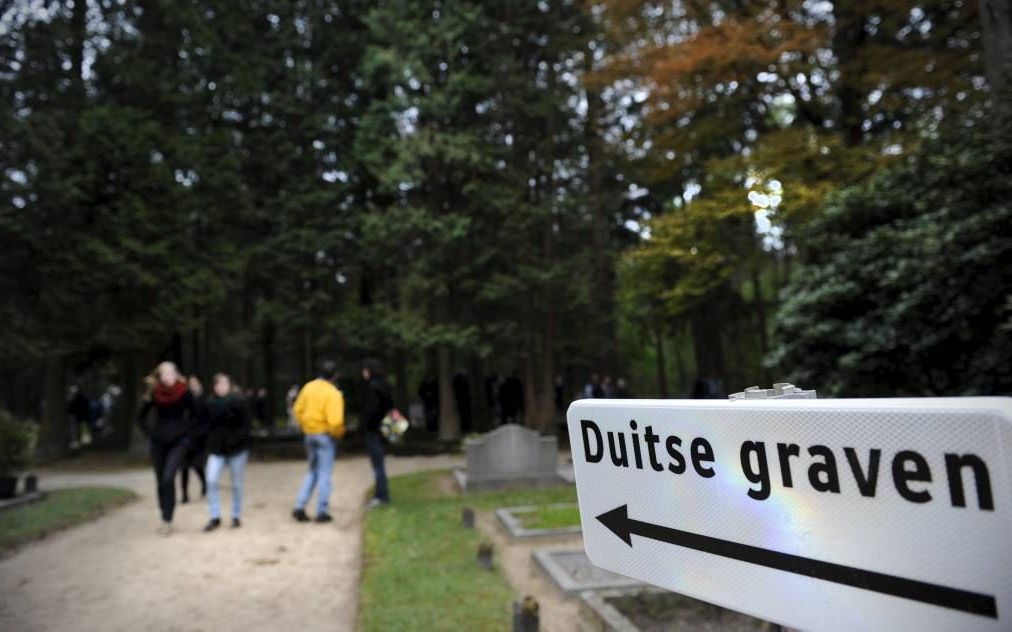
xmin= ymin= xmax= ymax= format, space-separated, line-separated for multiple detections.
xmin=0 ymin=410 xmax=37 ymax=476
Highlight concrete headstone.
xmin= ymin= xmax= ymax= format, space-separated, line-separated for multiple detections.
xmin=454 ymin=425 xmax=563 ymax=491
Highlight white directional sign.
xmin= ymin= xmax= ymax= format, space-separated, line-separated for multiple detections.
xmin=566 ymin=397 xmax=1012 ymax=631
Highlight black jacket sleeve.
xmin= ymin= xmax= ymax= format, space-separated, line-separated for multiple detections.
xmin=363 ymin=381 xmax=392 ymax=431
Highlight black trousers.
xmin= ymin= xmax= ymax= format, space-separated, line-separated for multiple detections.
xmin=150 ymin=439 xmax=188 ymax=522
xmin=364 ymin=431 xmax=389 ymax=502
xmin=180 ymin=443 xmax=207 ymax=500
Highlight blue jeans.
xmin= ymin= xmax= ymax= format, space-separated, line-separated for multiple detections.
xmin=206 ymin=450 xmax=248 ymax=520
xmin=364 ymin=431 xmax=389 ymax=502
xmin=295 ymin=434 xmax=336 ymax=514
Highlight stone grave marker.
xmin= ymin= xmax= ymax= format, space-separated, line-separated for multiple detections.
xmin=453 ymin=425 xmax=564 ymax=492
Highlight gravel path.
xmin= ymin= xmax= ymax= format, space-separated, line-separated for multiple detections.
xmin=0 ymin=454 xmax=460 ymax=632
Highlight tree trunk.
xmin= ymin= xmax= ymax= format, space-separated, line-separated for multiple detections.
xmin=674 ymin=324 xmax=687 ymax=396
xmin=436 ymin=345 xmax=460 ymax=441
xmin=533 ymin=311 xmax=558 ymax=432
xmin=980 ymin=0 xmax=1012 ymax=122
xmin=109 ymin=351 xmax=139 ymax=451
xmin=751 ymin=267 xmax=771 ymax=385
xmin=468 ymin=356 xmax=485 ymax=431
xmin=832 ymin=2 xmax=869 ymax=146
xmin=38 ymin=356 xmax=68 ymax=458
xmin=522 ymin=351 xmax=537 ymax=428
xmin=654 ymin=321 xmax=669 ymax=398
xmin=690 ymin=302 xmax=727 ymax=396
xmin=301 ymin=326 xmax=313 ymax=384
xmin=392 ymin=349 xmax=409 ymax=413
xmin=584 ymin=55 xmax=618 ymax=375
xmin=262 ymin=319 xmax=276 ymax=427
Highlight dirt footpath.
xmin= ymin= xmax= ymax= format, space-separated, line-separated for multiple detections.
xmin=0 ymin=455 xmax=460 ymax=632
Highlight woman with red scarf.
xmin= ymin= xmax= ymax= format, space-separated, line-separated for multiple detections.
xmin=137 ymin=361 xmax=197 ymax=535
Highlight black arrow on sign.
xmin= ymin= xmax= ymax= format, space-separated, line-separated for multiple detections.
xmin=596 ymin=505 xmax=997 ymax=619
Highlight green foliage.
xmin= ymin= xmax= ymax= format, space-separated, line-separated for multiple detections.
xmin=516 ymin=503 xmax=582 ymax=530
xmin=0 ymin=411 xmax=36 ymax=475
xmin=770 ymin=123 xmax=1012 ymax=396
xmin=0 ymin=487 xmax=136 ymax=554
xmin=360 ymin=469 xmax=576 ymax=631
xmin=0 ymin=0 xmax=1005 ymax=430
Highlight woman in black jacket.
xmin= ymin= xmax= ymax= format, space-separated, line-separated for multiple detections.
xmin=136 ymin=361 xmax=197 ymax=535
xmin=362 ymin=359 xmax=393 ymax=507
xmin=202 ymin=373 xmax=252 ymax=532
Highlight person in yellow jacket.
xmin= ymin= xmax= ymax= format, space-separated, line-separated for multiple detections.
xmin=291 ymin=360 xmax=345 ymax=523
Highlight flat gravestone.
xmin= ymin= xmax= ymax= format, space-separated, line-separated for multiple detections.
xmin=453 ymin=424 xmax=563 ymax=492
xmin=534 ymin=549 xmax=642 ymax=595
xmin=495 ymin=503 xmax=583 ymax=539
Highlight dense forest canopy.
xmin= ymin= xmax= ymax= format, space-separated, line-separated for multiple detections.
xmin=1 ymin=0 xmax=1009 ymax=454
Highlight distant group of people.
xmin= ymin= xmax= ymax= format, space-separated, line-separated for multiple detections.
xmin=66 ymin=384 xmax=120 ymax=449
xmin=136 ymin=358 xmax=392 ymax=535
xmin=136 ymin=363 xmax=252 ymax=535
xmin=419 ymin=371 xmax=529 ymax=429
xmin=417 ymin=370 xmax=631 ymax=429
xmin=583 ymin=373 xmax=632 ymax=399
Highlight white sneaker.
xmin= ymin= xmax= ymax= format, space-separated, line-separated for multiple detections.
xmin=156 ymin=522 xmax=173 ymax=536
xmin=366 ymin=498 xmax=388 ymax=510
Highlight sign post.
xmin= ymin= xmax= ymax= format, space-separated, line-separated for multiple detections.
xmin=566 ymin=397 xmax=1012 ymax=631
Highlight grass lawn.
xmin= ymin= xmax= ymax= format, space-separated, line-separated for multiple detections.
xmin=360 ymin=470 xmax=577 ymax=631
xmin=0 ymin=487 xmax=137 ymax=554
xmin=516 ymin=503 xmax=581 ymax=530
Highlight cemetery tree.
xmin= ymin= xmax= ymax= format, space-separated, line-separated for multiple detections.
xmin=770 ymin=120 xmax=1012 ymax=396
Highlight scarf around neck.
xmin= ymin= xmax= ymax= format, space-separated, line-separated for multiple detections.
xmin=153 ymin=380 xmax=188 ymax=406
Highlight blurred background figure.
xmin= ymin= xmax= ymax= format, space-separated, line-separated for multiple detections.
xmin=418 ymin=375 xmax=439 ymax=433
xmin=615 ymin=378 xmax=632 ymax=399
xmin=285 ymin=384 xmax=300 ymax=430
xmin=136 ymin=361 xmax=196 ymax=536
xmin=602 ymin=376 xmax=615 ymax=399
xmin=180 ymin=376 xmax=208 ymax=504
xmin=66 ymin=384 xmax=98 ymax=449
xmin=498 ymin=371 xmax=524 ymax=425
xmin=252 ymin=387 xmax=268 ymax=428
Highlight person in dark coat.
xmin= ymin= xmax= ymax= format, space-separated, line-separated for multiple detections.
xmin=362 ymin=359 xmax=393 ymax=507
xmin=136 ymin=361 xmax=197 ymax=535
xmin=202 ymin=373 xmax=252 ymax=532
xmin=498 ymin=372 xmax=524 ymax=425
xmin=180 ymin=375 xmax=208 ymax=504
xmin=418 ymin=375 xmax=439 ymax=432
xmin=67 ymin=385 xmax=96 ymax=449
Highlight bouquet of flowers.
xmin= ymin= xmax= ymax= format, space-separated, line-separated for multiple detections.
xmin=380 ymin=408 xmax=410 ymax=443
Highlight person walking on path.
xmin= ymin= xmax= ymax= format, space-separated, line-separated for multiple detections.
xmin=291 ymin=361 xmax=345 ymax=523
xmin=361 ymin=359 xmax=393 ymax=508
xmin=67 ymin=384 xmax=96 ymax=449
xmin=180 ymin=375 xmax=208 ymax=504
xmin=136 ymin=361 xmax=197 ymax=535
xmin=202 ymin=373 xmax=252 ymax=532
